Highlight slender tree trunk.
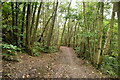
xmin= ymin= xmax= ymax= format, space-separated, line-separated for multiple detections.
xmin=82 ymin=2 xmax=86 ymax=56
xmin=73 ymin=21 xmax=78 ymax=48
xmin=26 ymin=3 xmax=32 ymax=54
xmin=21 ymin=3 xmax=26 ymax=46
xmin=67 ymin=0 xmax=72 ymax=47
xmin=117 ymin=1 xmax=120 ymax=77
xmin=57 ymin=23 xmax=60 ymax=48
xmin=61 ymin=0 xmax=72 ymax=46
xmin=76 ymin=23 xmax=80 ymax=47
xmin=33 ymin=2 xmax=43 ymax=43
xmin=11 ymin=2 xmax=14 ymax=43
xmin=67 ymin=19 xmax=70 ymax=47
xmin=15 ymin=2 xmax=19 ymax=46
xmin=83 ymin=2 xmax=86 ymax=27
xmin=60 ymin=13 xmax=67 ymax=45
xmin=93 ymin=4 xmax=98 ymax=63
xmin=15 ymin=2 xmax=18 ymax=27
xmin=11 ymin=3 xmax=15 ymax=27
xmin=117 ymin=1 xmax=120 ymax=63
xmin=30 ymin=3 xmax=37 ymax=40
xmin=47 ymin=1 xmax=58 ymax=48
xmin=95 ymin=2 xmax=104 ymax=66
xmin=38 ymin=15 xmax=53 ymax=42
xmin=102 ymin=4 xmax=115 ymax=55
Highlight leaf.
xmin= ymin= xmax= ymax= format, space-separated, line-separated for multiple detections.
xmin=2 ymin=53 xmax=8 ymax=56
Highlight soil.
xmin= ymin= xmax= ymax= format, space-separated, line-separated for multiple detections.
xmin=2 ymin=46 xmax=106 ymax=78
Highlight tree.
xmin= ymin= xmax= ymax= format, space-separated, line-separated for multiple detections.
xmin=2 ymin=2 xmax=120 ymax=78
xmin=60 ymin=0 xmax=72 ymax=46
xmin=21 ymin=3 xmax=26 ymax=46
xmin=25 ymin=3 xmax=32 ymax=54
xmin=94 ymin=2 xmax=104 ymax=66
xmin=33 ymin=2 xmax=43 ymax=43
xmin=11 ymin=2 xmax=14 ymax=44
xmin=73 ymin=21 xmax=78 ymax=48
xmin=30 ymin=3 xmax=37 ymax=41
xmin=15 ymin=2 xmax=19 ymax=46
xmin=102 ymin=3 xmax=115 ymax=55
xmin=117 ymin=1 xmax=120 ymax=77
xmin=82 ymin=2 xmax=86 ymax=56
xmin=47 ymin=1 xmax=58 ymax=48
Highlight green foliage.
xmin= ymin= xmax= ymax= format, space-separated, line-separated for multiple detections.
xmin=74 ymin=47 xmax=81 ymax=53
xmin=1 ymin=43 xmax=21 ymax=51
xmin=38 ymin=46 xmax=58 ymax=53
xmin=39 ymin=46 xmax=58 ymax=53
xmin=76 ymin=32 xmax=97 ymax=38
xmin=74 ymin=47 xmax=82 ymax=58
xmin=32 ymin=42 xmax=58 ymax=56
xmin=100 ymin=55 xmax=120 ymax=77
xmin=32 ymin=42 xmax=41 ymax=56
xmin=1 ymin=43 xmax=21 ymax=56
xmin=48 ymin=46 xmax=59 ymax=53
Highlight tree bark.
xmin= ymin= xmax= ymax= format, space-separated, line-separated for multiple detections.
xmin=38 ymin=15 xmax=53 ymax=42
xmin=30 ymin=3 xmax=37 ymax=40
xmin=21 ymin=3 xmax=26 ymax=46
xmin=33 ymin=2 xmax=43 ymax=43
xmin=11 ymin=2 xmax=14 ymax=43
xmin=117 ymin=1 xmax=120 ymax=77
xmin=73 ymin=21 xmax=78 ymax=48
xmin=102 ymin=3 xmax=115 ymax=55
xmin=47 ymin=1 xmax=58 ymax=48
xmin=60 ymin=0 xmax=72 ymax=46
xmin=93 ymin=4 xmax=98 ymax=63
xmin=81 ymin=2 xmax=86 ymax=56
xmin=15 ymin=2 xmax=19 ymax=46
xmin=60 ymin=12 xmax=67 ymax=45
xmin=26 ymin=3 xmax=32 ymax=54
xmin=95 ymin=2 xmax=104 ymax=66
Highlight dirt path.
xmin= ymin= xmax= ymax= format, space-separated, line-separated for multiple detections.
xmin=2 ymin=46 xmax=106 ymax=78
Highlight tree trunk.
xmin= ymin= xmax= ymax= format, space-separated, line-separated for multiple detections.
xmin=11 ymin=2 xmax=14 ymax=43
xmin=73 ymin=21 xmax=78 ymax=48
xmin=60 ymin=13 xmax=67 ymax=45
xmin=67 ymin=19 xmax=70 ymax=47
xmin=15 ymin=2 xmax=19 ymax=46
xmin=26 ymin=3 xmax=32 ymax=54
xmin=60 ymin=0 xmax=72 ymax=46
xmin=38 ymin=15 xmax=53 ymax=42
xmin=102 ymin=3 xmax=115 ymax=55
xmin=93 ymin=4 xmax=98 ymax=63
xmin=21 ymin=3 xmax=26 ymax=46
xmin=95 ymin=2 xmax=104 ymax=66
xmin=33 ymin=2 xmax=43 ymax=43
xmin=47 ymin=1 xmax=58 ymax=48
xmin=83 ymin=2 xmax=86 ymax=27
xmin=117 ymin=1 xmax=120 ymax=77
xmin=81 ymin=2 xmax=86 ymax=56
xmin=30 ymin=3 xmax=37 ymax=41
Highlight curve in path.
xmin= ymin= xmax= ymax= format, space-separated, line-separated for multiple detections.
xmin=3 ymin=46 xmax=106 ymax=78
xmin=51 ymin=46 xmax=104 ymax=78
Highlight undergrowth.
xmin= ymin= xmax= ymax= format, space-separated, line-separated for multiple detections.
xmin=100 ymin=55 xmax=120 ymax=77
xmin=74 ymin=47 xmax=119 ymax=77
xmin=32 ymin=42 xmax=59 ymax=56
xmin=1 ymin=43 xmax=22 ymax=61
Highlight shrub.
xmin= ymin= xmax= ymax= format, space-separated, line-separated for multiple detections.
xmin=32 ymin=42 xmax=58 ymax=56
xmin=100 ymin=55 xmax=120 ymax=77
xmin=1 ymin=43 xmax=21 ymax=56
xmin=74 ymin=47 xmax=82 ymax=57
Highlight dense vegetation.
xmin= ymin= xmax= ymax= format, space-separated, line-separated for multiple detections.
xmin=1 ymin=1 xmax=120 ymax=78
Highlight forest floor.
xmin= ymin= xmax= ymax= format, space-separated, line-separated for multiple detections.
xmin=3 ymin=46 xmax=107 ymax=78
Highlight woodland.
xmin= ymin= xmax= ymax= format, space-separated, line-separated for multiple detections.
xmin=1 ymin=0 xmax=120 ymax=78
